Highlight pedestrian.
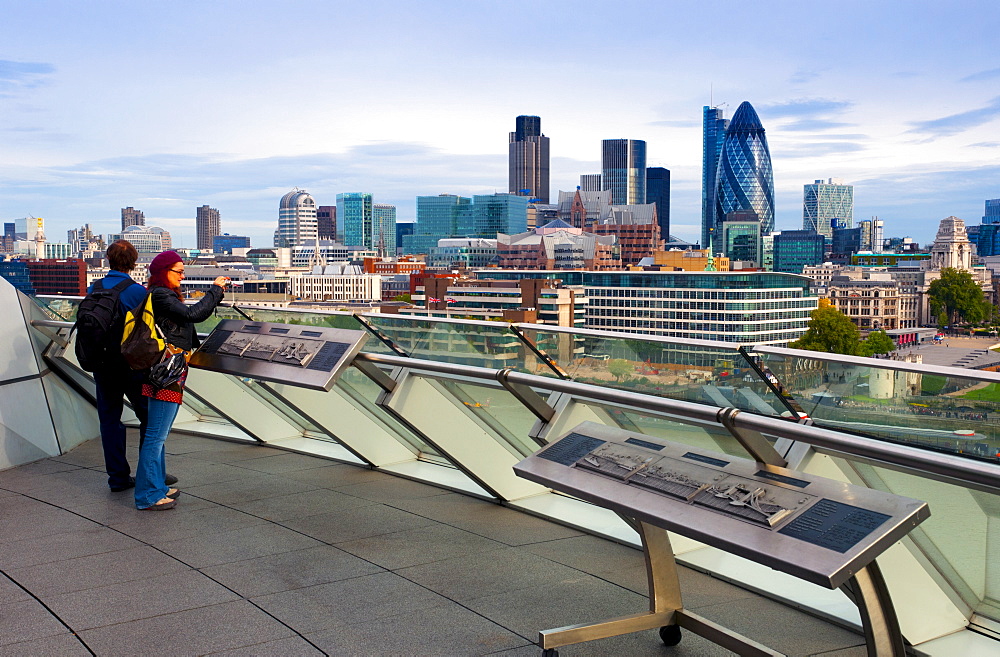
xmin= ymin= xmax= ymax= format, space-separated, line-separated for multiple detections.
xmin=86 ymin=240 xmax=177 ymax=492
xmin=135 ymin=251 xmax=227 ymax=510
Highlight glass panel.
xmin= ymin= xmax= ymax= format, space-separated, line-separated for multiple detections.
xmin=35 ymin=295 xmax=83 ymax=322
xmin=523 ymin=328 xmax=790 ymax=417
xmin=336 ymin=365 xmax=443 ymax=459
xmin=363 ymin=315 xmax=535 ymax=370
xmin=761 ymin=352 xmax=1000 ymax=462
xmin=181 ymin=388 xmax=226 ymax=420
xmin=436 ymin=379 xmax=541 ymax=457
xmin=565 ymin=400 xmax=757 ymax=457
xmin=234 ymin=378 xmax=332 ymax=440
xmin=821 ymin=456 xmax=999 ymax=622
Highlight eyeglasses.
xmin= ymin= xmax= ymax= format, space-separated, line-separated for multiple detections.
xmin=168 ymin=268 xmax=185 ymax=275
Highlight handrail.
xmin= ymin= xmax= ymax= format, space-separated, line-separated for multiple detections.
xmin=30 ymin=317 xmax=1000 ymax=495
xmin=357 ymin=352 xmax=1000 ymax=495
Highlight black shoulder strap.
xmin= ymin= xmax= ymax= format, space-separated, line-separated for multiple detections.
xmin=91 ymin=279 xmax=105 ymax=293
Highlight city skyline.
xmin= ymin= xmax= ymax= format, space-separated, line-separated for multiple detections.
xmin=1 ymin=1 xmax=999 ymax=249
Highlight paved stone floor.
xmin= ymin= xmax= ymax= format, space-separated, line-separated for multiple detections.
xmin=0 ymin=432 xmax=869 ymax=656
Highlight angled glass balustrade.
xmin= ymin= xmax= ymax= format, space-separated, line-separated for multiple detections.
xmin=758 ymin=346 xmax=1000 ymax=463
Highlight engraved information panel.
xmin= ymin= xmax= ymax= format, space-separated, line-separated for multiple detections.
xmin=190 ymin=320 xmax=369 ymax=391
xmin=514 ymin=421 xmax=930 ymax=588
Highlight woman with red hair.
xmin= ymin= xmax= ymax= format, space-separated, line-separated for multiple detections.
xmin=135 ymin=250 xmax=228 ymax=510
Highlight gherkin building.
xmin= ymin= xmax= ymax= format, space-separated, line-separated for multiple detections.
xmin=714 ymin=101 xmax=774 ymax=239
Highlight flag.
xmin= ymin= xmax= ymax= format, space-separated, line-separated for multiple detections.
xmin=428 ymin=297 xmax=441 ymax=303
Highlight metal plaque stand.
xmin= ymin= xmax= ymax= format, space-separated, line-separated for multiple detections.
xmin=538 ymin=522 xmax=905 ymax=657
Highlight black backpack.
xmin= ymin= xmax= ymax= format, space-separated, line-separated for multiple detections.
xmin=73 ymin=278 xmax=135 ymax=371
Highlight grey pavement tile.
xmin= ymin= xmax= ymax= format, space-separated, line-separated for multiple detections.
xmin=0 ymin=631 xmax=92 ymax=656
xmin=44 ymin=569 xmax=239 ymax=631
xmin=0 ymin=466 xmax=105 ymax=495
xmin=73 ymin=493 xmax=219 ymax=526
xmin=230 ymin=487 xmax=377 ymax=522
xmin=204 ymin=636 xmax=325 ymax=656
xmin=463 ymin=575 xmax=650 ymax=641
xmin=4 ymin=545 xmax=190 ymax=597
xmin=108 ymin=505 xmax=268 ymax=545
xmin=393 ymin=493 xmax=584 ymax=545
xmin=163 ymin=434 xmax=257 ymax=454
xmin=307 ymin=602 xmax=529 ymax=656
xmin=200 ymin=544 xmax=384 ymax=598
xmin=157 ymin=522 xmax=324 ymax=568
xmin=521 ymin=533 xmax=644 ymax=573
xmin=330 ymin=475 xmax=454 ymax=503
xmin=335 ymin=522 xmax=507 ymax=570
xmin=281 ymin=463 xmax=387 ymax=488
xmin=695 ymin=595 xmax=865 ymax=657
xmin=810 ymin=648 xmax=869 ymax=657
xmin=396 ymin=547 xmax=588 ymax=603
xmin=78 ymin=600 xmax=296 ymax=657
xmin=0 ymin=526 xmax=142 ymax=570
xmin=178 ymin=444 xmax=286 ymax=463
xmin=181 ymin=472 xmax=320 ymax=506
xmin=252 ymin=570 xmax=451 ymax=634
xmin=5 ymin=459 xmax=82 ymax=476
xmin=0 ymin=573 xmax=32 ymax=603
xmin=228 ymin=452 xmax=338 ymax=474
xmin=153 ymin=453 xmax=259 ymax=488
xmin=491 ymin=629 xmax=738 ymax=657
xmin=280 ymin=503 xmax=438 ymax=544
xmin=0 ymin=599 xmax=67 ymax=647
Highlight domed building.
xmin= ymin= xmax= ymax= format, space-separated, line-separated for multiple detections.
xmin=274 ymin=188 xmax=317 ymax=248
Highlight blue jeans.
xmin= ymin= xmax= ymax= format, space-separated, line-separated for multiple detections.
xmin=135 ymin=398 xmax=179 ymax=509
xmin=93 ymin=366 xmax=149 ymax=489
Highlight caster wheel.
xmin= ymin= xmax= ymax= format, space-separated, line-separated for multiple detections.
xmin=659 ymin=624 xmax=682 ymax=646
xmin=541 ymin=649 xmax=559 ymax=657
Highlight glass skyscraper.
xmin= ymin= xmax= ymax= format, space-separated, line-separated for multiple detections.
xmin=405 ymin=194 xmax=472 ymax=254
xmin=701 ymin=106 xmax=729 ymax=251
xmin=715 ymin=102 xmax=774 ymax=240
xmin=372 ymin=204 xmax=397 ymax=255
xmin=645 ymin=167 xmax=670 ymax=240
xmin=337 ymin=192 xmax=373 ymax=248
xmin=984 ymin=198 xmax=1000 ymax=224
xmin=803 ymin=178 xmax=853 ymax=242
xmin=601 ymin=139 xmax=646 ymax=206
xmin=472 ymin=193 xmax=528 ymax=237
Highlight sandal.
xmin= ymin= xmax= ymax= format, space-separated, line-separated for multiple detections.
xmin=139 ymin=498 xmax=176 ymax=511
xmin=167 ymin=488 xmax=180 ymax=500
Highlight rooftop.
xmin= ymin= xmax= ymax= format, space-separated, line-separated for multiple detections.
xmin=1 ymin=431 xmax=870 ymax=656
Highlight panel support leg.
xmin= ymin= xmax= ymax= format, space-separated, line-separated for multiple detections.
xmin=840 ymin=561 xmax=906 ymax=657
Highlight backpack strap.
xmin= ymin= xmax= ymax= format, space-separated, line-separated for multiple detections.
xmin=110 ymin=278 xmax=134 ymax=293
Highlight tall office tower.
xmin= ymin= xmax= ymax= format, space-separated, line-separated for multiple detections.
xmin=372 ymin=204 xmax=397 ymax=255
xmin=508 ymin=115 xmax=550 ymax=204
xmin=196 ymin=205 xmax=221 ymax=250
xmin=472 ymin=193 xmax=528 ymax=238
xmin=274 ymin=189 xmax=317 ymax=248
xmin=317 ymin=206 xmax=337 ymax=240
xmin=715 ymin=101 xmax=774 ymax=240
xmin=602 ymin=139 xmax=646 ymax=206
xmin=802 ymin=178 xmax=853 ymax=242
xmin=646 ymin=167 xmax=671 ymax=240
xmin=121 ymin=207 xmax=145 ymax=230
xmin=407 ymin=194 xmax=473 ymax=254
xmin=772 ymin=230 xmax=825 ymax=273
xmin=579 ymin=174 xmax=602 ymax=191
xmin=337 ymin=193 xmax=374 ymax=248
xmin=2 ymin=222 xmax=16 ymax=251
xmin=984 ymin=199 xmax=1000 ymax=224
xmin=701 ymin=106 xmax=729 ymax=251
xmin=858 ymin=218 xmax=884 ymax=251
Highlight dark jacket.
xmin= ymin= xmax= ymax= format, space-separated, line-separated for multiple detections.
xmin=149 ymin=285 xmax=225 ymax=351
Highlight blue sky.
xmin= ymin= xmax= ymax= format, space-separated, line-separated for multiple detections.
xmin=2 ymin=0 xmax=999 ymax=248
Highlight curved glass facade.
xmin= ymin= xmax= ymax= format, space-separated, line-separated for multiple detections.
xmin=715 ymin=101 xmax=775 ymax=235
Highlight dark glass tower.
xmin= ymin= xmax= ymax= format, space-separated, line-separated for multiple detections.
xmin=701 ymin=106 xmax=729 ymax=251
xmin=715 ymin=101 xmax=774 ymax=239
xmin=508 ymin=115 xmax=550 ymax=204
xmin=601 ymin=139 xmax=646 ymax=205
xmin=645 ymin=167 xmax=670 ymax=240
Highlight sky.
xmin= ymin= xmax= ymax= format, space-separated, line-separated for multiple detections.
xmin=2 ymin=0 xmax=999 ymax=249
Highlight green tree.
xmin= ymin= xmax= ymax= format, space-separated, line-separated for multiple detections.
xmin=927 ymin=267 xmax=993 ymax=326
xmin=391 ymin=293 xmax=412 ymax=303
xmin=857 ymin=329 xmax=896 ymax=357
xmin=788 ymin=306 xmax=862 ymax=355
xmin=607 ymin=358 xmax=633 ymax=382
